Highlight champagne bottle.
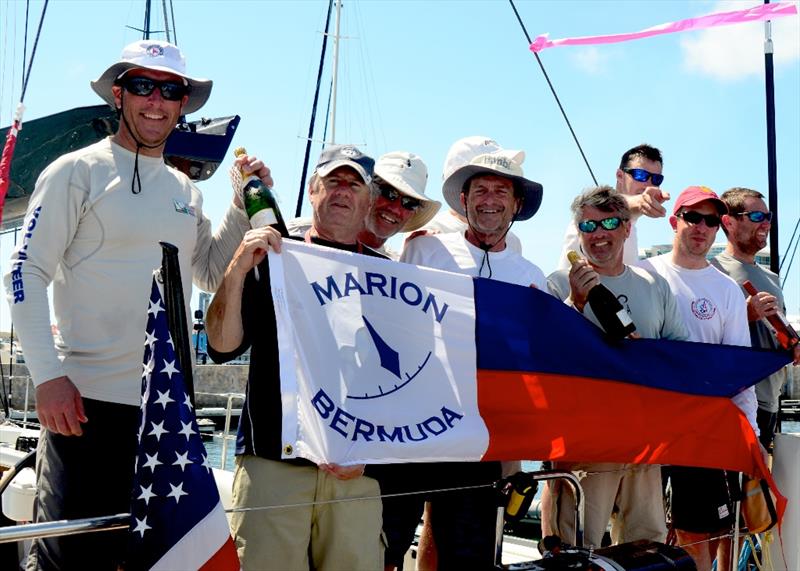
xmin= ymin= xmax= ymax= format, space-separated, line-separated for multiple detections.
xmin=743 ymin=280 xmax=799 ymax=350
xmin=234 ymin=147 xmax=288 ymax=237
xmin=567 ymin=250 xmax=636 ymax=340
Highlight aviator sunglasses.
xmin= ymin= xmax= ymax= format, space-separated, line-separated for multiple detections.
xmin=117 ymin=76 xmax=190 ymax=101
xmin=676 ymin=210 xmax=721 ymax=227
xmin=622 ymin=167 xmax=664 ymax=186
xmin=378 ymin=184 xmax=422 ymax=211
xmin=734 ymin=211 xmax=773 ymax=223
xmin=577 ymin=216 xmax=625 ymax=233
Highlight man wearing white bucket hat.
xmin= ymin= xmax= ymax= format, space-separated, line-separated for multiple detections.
xmin=390 ymin=140 xmax=546 ymax=569
xmin=4 ymin=40 xmax=260 ymax=569
xmin=412 ymin=136 xmax=525 ymax=254
xmin=286 ymin=150 xmax=440 ymax=260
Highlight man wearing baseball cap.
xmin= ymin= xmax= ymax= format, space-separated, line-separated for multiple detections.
xmin=286 ymin=150 xmax=440 ymax=260
xmin=388 ymin=141 xmax=546 ymax=569
xmin=640 ymin=186 xmax=757 ymax=570
xmin=206 ymin=144 xmax=386 ymax=570
xmin=4 ymin=40 xmax=259 ymax=569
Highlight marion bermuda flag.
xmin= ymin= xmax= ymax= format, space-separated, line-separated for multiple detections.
xmin=269 ymin=242 xmax=789 ymax=485
xmin=126 ymin=274 xmax=239 ymax=571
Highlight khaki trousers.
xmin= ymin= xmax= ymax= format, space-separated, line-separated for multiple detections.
xmin=554 ymin=462 xmax=667 ymax=548
xmin=231 ymin=455 xmax=384 ymax=570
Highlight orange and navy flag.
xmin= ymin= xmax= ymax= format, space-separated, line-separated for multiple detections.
xmin=267 ymin=241 xmax=789 ymax=520
xmin=126 ymin=274 xmax=239 ymax=570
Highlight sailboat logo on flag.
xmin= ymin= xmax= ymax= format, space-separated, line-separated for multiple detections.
xmin=342 ymin=314 xmax=433 ymax=400
xmin=272 ymin=241 xmax=491 ymax=464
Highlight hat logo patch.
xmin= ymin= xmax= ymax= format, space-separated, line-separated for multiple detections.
xmin=479 ymin=155 xmax=511 ymax=169
xmin=340 ymin=146 xmax=360 ymax=158
xmin=145 ymin=45 xmax=165 ymax=57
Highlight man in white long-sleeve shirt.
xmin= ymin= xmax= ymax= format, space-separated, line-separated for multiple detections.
xmin=3 ymin=40 xmax=261 ymax=570
xmin=639 ymin=186 xmax=758 ymax=571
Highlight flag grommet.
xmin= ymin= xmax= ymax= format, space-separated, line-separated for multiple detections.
xmin=283 ymin=444 xmax=294 ymax=456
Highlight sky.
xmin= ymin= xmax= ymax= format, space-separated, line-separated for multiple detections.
xmin=0 ymin=0 xmax=798 ymax=334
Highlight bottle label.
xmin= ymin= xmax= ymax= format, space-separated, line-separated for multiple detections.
xmin=251 ymin=208 xmax=279 ymax=228
xmin=615 ymin=309 xmax=633 ymax=327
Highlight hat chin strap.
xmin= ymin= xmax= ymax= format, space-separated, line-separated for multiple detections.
xmin=119 ymin=91 xmax=171 ymax=195
xmin=464 ymin=200 xmax=521 ymax=280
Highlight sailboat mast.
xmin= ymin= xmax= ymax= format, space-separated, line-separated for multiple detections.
xmin=143 ymin=0 xmax=152 ymax=40
xmin=329 ymin=0 xmax=343 ymax=145
xmin=764 ymin=0 xmax=779 ymax=274
xmin=161 ymin=0 xmax=172 ymax=43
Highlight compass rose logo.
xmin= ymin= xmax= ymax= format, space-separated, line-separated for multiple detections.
xmin=346 ymin=315 xmax=431 ymax=400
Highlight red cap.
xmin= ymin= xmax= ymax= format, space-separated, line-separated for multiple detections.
xmin=673 ymin=186 xmax=727 ymax=215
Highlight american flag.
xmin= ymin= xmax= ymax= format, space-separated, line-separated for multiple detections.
xmin=126 ymin=274 xmax=239 ymax=570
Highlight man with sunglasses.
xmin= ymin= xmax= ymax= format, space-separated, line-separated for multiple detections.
xmin=4 ymin=40 xmax=257 ymax=570
xmin=639 ymin=186 xmax=758 ymax=570
xmin=712 ymin=188 xmax=800 ymax=451
xmin=287 ymin=151 xmax=440 ymax=260
xmin=557 ymin=144 xmax=669 ymax=270
xmin=546 ymin=186 xmax=686 ymax=550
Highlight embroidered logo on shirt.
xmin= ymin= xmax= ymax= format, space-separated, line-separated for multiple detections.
xmin=173 ymin=199 xmax=197 ymax=217
xmin=691 ymin=297 xmax=717 ymax=320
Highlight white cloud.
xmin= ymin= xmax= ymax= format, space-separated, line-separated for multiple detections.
xmin=571 ymin=46 xmax=610 ymax=75
xmin=680 ymin=0 xmax=799 ymax=81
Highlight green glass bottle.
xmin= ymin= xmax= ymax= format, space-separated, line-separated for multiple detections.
xmin=234 ymin=147 xmax=288 ymax=236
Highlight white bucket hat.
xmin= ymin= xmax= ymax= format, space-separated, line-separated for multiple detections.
xmin=442 ymin=136 xmax=525 ymax=181
xmin=442 ymin=151 xmax=543 ymax=221
xmin=91 ymin=40 xmax=212 ymax=115
xmin=373 ymin=151 xmax=441 ymax=232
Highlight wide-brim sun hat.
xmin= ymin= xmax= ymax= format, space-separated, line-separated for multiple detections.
xmin=91 ymin=40 xmax=212 ymax=115
xmin=442 ymin=152 xmax=543 ymax=221
xmin=374 ymin=151 xmax=441 ymax=232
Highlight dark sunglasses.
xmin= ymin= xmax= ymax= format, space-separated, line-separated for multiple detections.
xmin=734 ymin=211 xmax=773 ymax=223
xmin=577 ymin=216 xmax=625 ymax=233
xmin=378 ymin=184 xmax=421 ymax=211
xmin=676 ymin=210 xmax=721 ymax=228
xmin=622 ymin=167 xmax=664 ymax=186
xmin=117 ymin=76 xmax=189 ymax=101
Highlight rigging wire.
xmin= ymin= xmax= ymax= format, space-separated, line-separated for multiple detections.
xmin=780 ymin=218 xmax=799 ymax=289
xmin=169 ymin=0 xmax=178 ymax=46
xmin=507 ymin=0 xmax=598 ymax=186
xmin=778 ymin=216 xmax=799 ymax=273
xmin=295 ymin=0 xmax=334 ymax=218
xmin=18 ymin=0 xmax=48 ymax=103
xmin=22 ymin=0 xmax=29 ymax=89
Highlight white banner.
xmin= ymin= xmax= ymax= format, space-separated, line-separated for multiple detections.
xmin=268 ymin=241 xmax=489 ymax=465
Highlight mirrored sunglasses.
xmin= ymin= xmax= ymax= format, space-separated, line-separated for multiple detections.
xmin=735 ymin=211 xmax=773 ymax=223
xmin=577 ymin=216 xmax=624 ymax=233
xmin=622 ymin=167 xmax=664 ymax=186
xmin=379 ymin=184 xmax=421 ymax=211
xmin=117 ymin=76 xmax=189 ymax=101
xmin=676 ymin=210 xmax=721 ymax=228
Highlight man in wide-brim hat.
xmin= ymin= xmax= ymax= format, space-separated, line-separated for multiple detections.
xmin=4 ymin=39 xmax=262 ymax=570
xmin=390 ymin=141 xmax=546 ymax=570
